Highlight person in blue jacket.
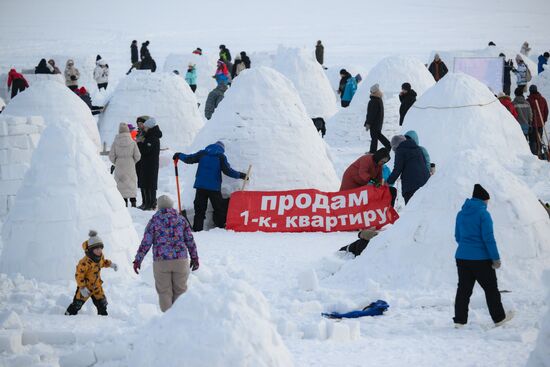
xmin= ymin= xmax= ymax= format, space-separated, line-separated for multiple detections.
xmin=538 ymin=52 xmax=549 ymax=74
xmin=404 ymin=130 xmax=431 ymax=173
xmin=386 ymin=135 xmax=429 ymax=204
xmin=453 ymin=184 xmax=512 ymax=328
xmin=185 ymin=63 xmax=197 ymax=93
xmin=173 ymin=141 xmax=247 ymax=231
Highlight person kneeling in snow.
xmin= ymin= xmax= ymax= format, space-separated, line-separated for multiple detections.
xmin=65 ymin=231 xmax=118 ymax=316
xmin=173 ymin=141 xmax=248 ymax=232
xmin=339 ymin=148 xmax=390 ymax=191
xmin=453 ymin=184 xmax=513 ymax=328
xmin=133 ymin=195 xmax=199 ymax=312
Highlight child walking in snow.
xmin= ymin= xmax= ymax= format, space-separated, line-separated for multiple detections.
xmin=65 ymin=230 xmax=118 ymax=316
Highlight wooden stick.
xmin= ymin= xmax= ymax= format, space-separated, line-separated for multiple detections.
xmin=241 ymin=165 xmax=252 ymax=191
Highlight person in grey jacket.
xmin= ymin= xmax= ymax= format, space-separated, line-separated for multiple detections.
xmin=204 ymin=83 xmax=228 ymax=120
xmin=512 ymin=86 xmax=533 ymax=140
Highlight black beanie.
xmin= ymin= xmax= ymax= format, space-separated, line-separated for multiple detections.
xmin=373 ymin=148 xmax=390 ymax=164
xmin=514 ymin=86 xmax=525 ymax=97
xmin=472 ymin=184 xmax=490 ymax=201
xmin=529 ymin=85 xmax=538 ymax=93
xmin=401 ymin=82 xmax=411 ymax=91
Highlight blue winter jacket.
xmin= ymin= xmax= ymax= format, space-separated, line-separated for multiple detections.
xmin=185 ymin=68 xmax=197 ymax=85
xmin=404 ymin=130 xmax=431 ymax=172
xmin=342 ymin=77 xmax=357 ymax=102
xmin=455 ymin=198 xmax=500 ymax=261
xmin=538 ymin=55 xmax=548 ymax=74
xmin=386 ymin=139 xmax=429 ymax=193
xmin=177 ymin=144 xmax=243 ymax=191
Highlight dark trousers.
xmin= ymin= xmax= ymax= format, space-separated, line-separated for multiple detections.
xmin=312 ymin=118 xmax=326 ymax=137
xmin=403 ymin=190 xmax=417 ymax=205
xmin=503 ymin=83 xmax=511 ymax=96
xmin=369 ymin=127 xmax=391 ymax=153
xmin=123 ymin=198 xmax=137 ymax=207
xmin=190 ymin=85 xmax=197 ymax=93
xmin=97 ymin=82 xmax=108 ymax=90
xmin=140 ymin=188 xmax=157 ymax=210
xmin=193 ymin=189 xmax=226 ymax=232
xmin=65 ymin=289 xmax=108 ymax=316
xmin=68 ymin=85 xmax=78 ymax=91
xmin=11 ymin=79 xmax=27 ymax=98
xmin=453 ymin=259 xmax=505 ymax=324
xmin=529 ymin=127 xmax=544 ymax=157
xmin=341 ymin=100 xmax=350 ymax=108
xmin=389 ymin=186 xmax=397 ymax=207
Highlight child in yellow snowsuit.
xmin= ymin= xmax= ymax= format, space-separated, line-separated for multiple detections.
xmin=65 ymin=230 xmax=118 ymax=316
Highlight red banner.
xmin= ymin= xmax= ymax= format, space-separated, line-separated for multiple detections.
xmin=226 ymin=186 xmax=399 ymax=233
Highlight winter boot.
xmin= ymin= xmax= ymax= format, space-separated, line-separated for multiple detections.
xmin=138 ymin=189 xmax=147 ymax=209
xmin=150 ymin=190 xmax=157 ymax=210
xmin=130 ymin=198 xmax=137 ymax=208
xmin=494 ymin=311 xmax=515 ymax=327
xmin=65 ymin=299 xmax=85 ymax=315
xmin=93 ymin=297 xmax=108 ymax=316
xmin=124 ymin=198 xmax=128 ymax=207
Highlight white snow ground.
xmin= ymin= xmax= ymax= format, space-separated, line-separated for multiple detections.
xmin=0 ymin=0 xmax=549 ymax=366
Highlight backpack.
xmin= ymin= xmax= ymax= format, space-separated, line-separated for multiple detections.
xmin=526 ymin=65 xmax=532 ymax=82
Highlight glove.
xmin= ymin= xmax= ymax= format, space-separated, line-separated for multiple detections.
xmin=80 ymin=287 xmax=91 ymax=298
xmin=111 ymin=263 xmax=118 ymax=272
xmin=190 ymin=257 xmax=199 ymax=271
xmin=492 ymin=260 xmax=501 ymax=269
xmin=133 ymin=260 xmax=141 ymax=274
xmin=70 ymin=75 xmax=77 ymax=81
xmin=365 ymin=124 xmax=370 ymax=132
xmin=240 ymin=172 xmax=249 ymax=180
xmin=172 ymin=153 xmax=180 ymax=161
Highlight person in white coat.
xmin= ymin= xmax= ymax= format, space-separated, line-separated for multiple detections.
xmin=109 ymin=123 xmax=141 ymax=207
xmin=94 ymin=59 xmax=110 ymax=90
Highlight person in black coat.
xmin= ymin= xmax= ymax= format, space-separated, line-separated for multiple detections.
xmin=500 ymin=53 xmax=513 ymax=96
xmin=315 ymin=40 xmax=324 ymax=65
xmin=35 ymin=59 xmax=52 ymax=74
xmin=240 ymin=51 xmax=251 ymax=69
xmin=399 ymin=83 xmax=417 ymax=126
xmin=386 ymin=135 xmax=430 ymax=204
xmin=137 ymin=117 xmax=162 ymax=210
xmin=365 ymin=84 xmax=391 ymax=153
xmin=428 ymin=54 xmax=448 ymax=81
xmin=140 ymin=41 xmax=151 ymax=60
xmin=126 ymin=40 xmax=139 ymax=75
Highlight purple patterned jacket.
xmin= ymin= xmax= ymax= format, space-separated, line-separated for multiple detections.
xmin=134 ymin=208 xmax=198 ymax=265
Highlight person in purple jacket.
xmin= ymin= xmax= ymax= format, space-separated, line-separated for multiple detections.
xmin=133 ymin=195 xmax=199 ymax=312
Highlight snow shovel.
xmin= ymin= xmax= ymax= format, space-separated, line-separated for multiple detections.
xmin=174 ymin=159 xmax=189 ymax=221
xmin=241 ymin=165 xmax=252 ymax=191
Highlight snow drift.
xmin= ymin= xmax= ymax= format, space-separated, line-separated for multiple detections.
xmin=181 ymin=66 xmax=340 ymax=208
xmin=0 ymin=115 xmax=45 ymax=220
xmin=532 ymin=69 xmax=550 ymax=101
xmin=271 ymin=46 xmax=338 ymax=119
xmin=128 ymin=269 xmax=294 ymax=367
xmin=98 ymin=71 xmax=204 ymax=150
xmin=163 ymin=53 xmax=217 ymax=105
xmin=2 ymin=80 xmax=101 ymax=149
xmin=328 ymin=73 xmax=550 ymax=292
xmin=526 ymin=272 xmax=550 ymax=367
xmin=0 ymin=119 xmax=138 ymax=281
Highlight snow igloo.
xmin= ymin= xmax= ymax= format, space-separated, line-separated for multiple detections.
xmin=98 ymin=71 xmax=204 ymax=151
xmin=0 ymin=115 xmax=44 ymax=220
xmin=0 ymin=119 xmax=139 ymax=281
xmin=271 ymin=46 xmax=338 ymax=119
xmin=180 ymin=66 xmax=340 ymax=210
xmin=328 ymin=73 xmax=550 ymax=293
xmin=163 ymin=53 xmax=217 ymax=105
xmin=128 ymin=269 xmax=294 ymax=367
xmin=2 ymin=80 xmax=101 ymax=149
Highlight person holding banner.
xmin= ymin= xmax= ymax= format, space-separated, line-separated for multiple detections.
xmin=173 ymin=141 xmax=248 ymax=232
xmin=339 ymin=148 xmax=391 ymax=191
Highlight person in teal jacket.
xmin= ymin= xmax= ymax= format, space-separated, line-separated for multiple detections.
xmin=404 ymin=130 xmax=431 ymax=172
xmin=453 ymin=184 xmax=512 ymax=328
xmin=185 ymin=63 xmax=197 ymax=93
xmin=341 ymin=75 xmax=357 ymax=106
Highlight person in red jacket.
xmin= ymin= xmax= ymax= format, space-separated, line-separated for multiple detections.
xmin=497 ymin=93 xmax=518 ymax=119
xmin=7 ymin=69 xmax=29 ymax=99
xmin=526 ymin=85 xmax=549 ymax=157
xmin=339 ymin=148 xmax=390 ymax=191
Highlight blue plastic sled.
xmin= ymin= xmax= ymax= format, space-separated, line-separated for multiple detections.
xmin=322 ymin=300 xmax=389 ymax=319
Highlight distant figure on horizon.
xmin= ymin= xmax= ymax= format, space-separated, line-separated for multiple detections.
xmin=315 ymin=40 xmax=324 ymax=66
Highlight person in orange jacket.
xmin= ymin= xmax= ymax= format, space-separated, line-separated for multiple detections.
xmin=65 ymin=230 xmax=118 ymax=316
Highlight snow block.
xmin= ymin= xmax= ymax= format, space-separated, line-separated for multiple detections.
xmin=22 ymin=331 xmax=76 ymax=346
xmin=0 ymin=330 xmax=23 ymax=353
xmin=297 ymin=269 xmax=319 ymax=292
xmin=327 ymin=321 xmax=350 ymax=341
xmin=93 ymin=342 xmax=127 ymax=362
xmin=59 ymin=349 xmax=96 ymax=367
xmin=302 ymin=320 xmax=327 ymax=340
xmin=0 ymin=311 xmax=22 ymax=330
xmin=3 ymin=354 xmax=41 ymax=367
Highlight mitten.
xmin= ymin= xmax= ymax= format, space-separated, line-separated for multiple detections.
xmin=80 ymin=287 xmax=91 ymax=298
xmin=190 ymin=257 xmax=199 ymax=271
xmin=172 ymin=153 xmax=180 ymax=161
xmin=111 ymin=263 xmax=118 ymax=272
xmin=492 ymin=260 xmax=501 ymax=269
xmin=133 ymin=260 xmax=141 ymax=274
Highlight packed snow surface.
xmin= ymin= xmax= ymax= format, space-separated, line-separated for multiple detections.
xmin=2 ymin=80 xmax=101 ymax=149
xmin=98 ymin=71 xmax=204 ymax=150
xmin=0 ymin=120 xmax=138 ymax=281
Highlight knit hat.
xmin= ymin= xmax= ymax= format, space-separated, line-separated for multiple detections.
xmin=497 ymin=92 xmax=506 ymax=98
xmin=127 ymin=123 xmax=136 ymax=131
xmin=370 ymin=83 xmax=380 ymax=94
xmin=401 ymin=82 xmax=411 ymax=91
xmin=339 ymin=68 xmax=347 ymax=75
xmin=515 ymin=54 xmax=523 ymax=63
xmin=390 ymin=135 xmax=407 ymax=151
xmin=119 ymin=122 xmax=130 ymax=133
xmin=136 ymin=115 xmax=150 ymax=124
xmin=79 ymin=87 xmax=87 ymax=95
xmin=215 ymin=140 xmax=225 ymax=150
xmin=157 ymin=195 xmax=174 ymax=210
xmin=87 ymin=230 xmax=104 ymax=249
xmin=472 ymin=184 xmax=490 ymax=201
xmin=514 ymin=86 xmax=525 ymax=97
xmin=144 ymin=118 xmax=157 ymax=128
xmin=488 ymin=41 xmax=496 ymax=46
xmin=359 ymin=229 xmax=379 ymax=241
xmin=372 ymin=148 xmax=390 ymax=164
xmin=529 ymin=85 xmax=538 ymax=93
xmin=544 ymin=52 xmax=550 ymax=58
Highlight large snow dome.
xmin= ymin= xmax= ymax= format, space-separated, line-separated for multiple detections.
xmin=181 ymin=66 xmax=340 ymax=207
xmin=271 ymin=46 xmax=338 ymax=119
xmin=2 ymin=80 xmax=101 ymax=149
xmin=0 ymin=115 xmax=44 ymax=220
xmin=532 ymin=69 xmax=550 ymax=101
xmin=163 ymin=53 xmax=217 ymax=105
xmin=128 ymin=269 xmax=294 ymax=367
xmin=98 ymin=71 xmax=204 ymax=150
xmin=328 ymin=73 xmax=550 ymax=292
xmin=0 ymin=119 xmax=139 ymax=281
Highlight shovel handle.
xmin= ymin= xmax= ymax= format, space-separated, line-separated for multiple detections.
xmin=174 ymin=159 xmax=182 ymax=213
